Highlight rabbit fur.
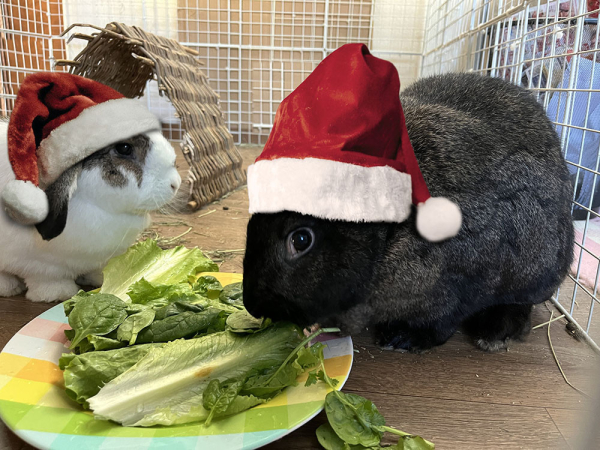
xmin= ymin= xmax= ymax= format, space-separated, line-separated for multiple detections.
xmin=242 ymin=73 xmax=575 ymax=352
xmin=0 ymin=120 xmax=181 ymax=302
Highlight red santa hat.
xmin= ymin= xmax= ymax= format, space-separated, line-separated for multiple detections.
xmin=2 ymin=72 xmax=160 ymax=225
xmin=247 ymin=43 xmax=462 ymax=242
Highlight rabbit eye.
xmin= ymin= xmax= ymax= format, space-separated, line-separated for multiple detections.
xmin=288 ymin=228 xmax=314 ymax=258
xmin=114 ymin=143 xmax=133 ymax=157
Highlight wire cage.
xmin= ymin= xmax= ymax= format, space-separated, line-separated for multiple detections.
xmin=1 ymin=0 xmax=599 ymax=351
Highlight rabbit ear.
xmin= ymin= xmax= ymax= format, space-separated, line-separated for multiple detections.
xmin=35 ymin=165 xmax=81 ymax=241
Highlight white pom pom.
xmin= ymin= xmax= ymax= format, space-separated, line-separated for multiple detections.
xmin=1 ymin=180 xmax=49 ymax=225
xmin=416 ymin=197 xmax=462 ymax=242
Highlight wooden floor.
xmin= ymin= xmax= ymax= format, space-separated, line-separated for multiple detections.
xmin=1 ymin=146 xmax=599 ymax=449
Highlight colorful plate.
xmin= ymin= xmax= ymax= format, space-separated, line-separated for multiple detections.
xmin=0 ymin=272 xmax=353 ymax=450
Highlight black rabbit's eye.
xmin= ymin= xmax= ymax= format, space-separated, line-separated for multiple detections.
xmin=115 ymin=143 xmax=133 ymax=156
xmin=287 ymin=228 xmax=314 ymax=258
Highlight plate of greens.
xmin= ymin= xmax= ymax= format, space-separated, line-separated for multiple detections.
xmin=0 ymin=241 xmax=354 ymax=450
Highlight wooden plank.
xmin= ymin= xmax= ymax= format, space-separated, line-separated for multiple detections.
xmin=344 ymin=318 xmax=598 ymax=411
xmin=266 ymin=392 xmax=569 ymax=450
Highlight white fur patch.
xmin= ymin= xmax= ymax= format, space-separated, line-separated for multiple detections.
xmin=37 ymin=98 xmax=160 ymax=188
xmin=247 ymin=158 xmax=412 ymax=223
xmin=1 ymin=179 xmax=48 ymax=224
xmin=416 ymin=197 xmax=462 ymax=242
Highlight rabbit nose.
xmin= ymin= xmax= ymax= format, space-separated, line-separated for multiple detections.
xmin=170 ymin=173 xmax=182 ymax=192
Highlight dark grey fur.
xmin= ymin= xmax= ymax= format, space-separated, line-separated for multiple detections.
xmin=242 ymin=73 xmax=574 ymax=352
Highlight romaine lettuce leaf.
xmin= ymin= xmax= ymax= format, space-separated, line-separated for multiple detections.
xmin=61 ymin=343 xmax=162 ymax=407
xmin=127 ymin=278 xmax=199 ymax=307
xmin=88 ymin=322 xmax=303 ymax=426
xmin=100 ymin=240 xmax=218 ymax=301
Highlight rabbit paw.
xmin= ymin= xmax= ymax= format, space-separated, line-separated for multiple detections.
xmin=0 ymin=273 xmax=26 ymax=297
xmin=76 ymin=271 xmax=104 ymax=288
xmin=25 ymin=279 xmax=80 ymax=303
xmin=375 ymin=320 xmax=456 ymax=353
xmin=463 ymin=304 xmax=532 ymax=352
xmin=475 ymin=338 xmax=510 ymax=352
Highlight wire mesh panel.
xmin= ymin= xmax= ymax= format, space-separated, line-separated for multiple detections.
xmin=178 ymin=0 xmax=428 ymax=144
xmin=0 ymin=0 xmax=65 ymax=117
xmin=1 ymin=1 xmax=429 ymax=143
xmin=423 ymin=0 xmax=600 ymax=352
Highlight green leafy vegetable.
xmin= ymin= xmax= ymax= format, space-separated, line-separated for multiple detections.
xmin=100 ymin=240 xmax=217 ymax=300
xmin=154 ymin=300 xmax=204 ymax=321
xmin=242 ymin=364 xmax=300 ymax=397
xmin=202 ymin=379 xmax=244 ymax=426
xmin=226 ymin=309 xmax=271 ymax=333
xmin=311 ymin=344 xmax=435 ymax=450
xmin=127 ymin=279 xmax=199 ymax=308
xmin=316 ymin=423 xmax=373 ymax=450
xmin=193 ymin=276 xmax=223 ymax=299
xmin=68 ymin=294 xmax=128 ymax=349
xmin=87 ymin=322 xmax=304 ymax=427
xmin=325 ymin=392 xmax=385 ymax=447
xmin=61 ymin=343 xmax=160 ymax=407
xmin=296 ymin=341 xmax=326 ymax=371
xmin=219 ymin=282 xmax=243 ymax=307
xmin=88 ymin=335 xmax=126 ymax=351
xmin=135 ymin=309 xmax=226 ymax=343
xmin=117 ymin=309 xmax=156 ymax=345
xmin=63 ymin=290 xmax=95 ymax=317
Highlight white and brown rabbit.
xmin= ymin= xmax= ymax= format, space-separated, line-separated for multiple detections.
xmin=0 ymin=73 xmax=181 ymax=302
xmin=242 ymin=71 xmax=574 ymax=352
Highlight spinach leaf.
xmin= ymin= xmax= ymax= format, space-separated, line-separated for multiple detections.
xmin=202 ymin=379 xmax=244 ymax=426
xmin=193 ymin=276 xmax=223 ymax=299
xmin=226 ymin=309 xmax=271 ymax=333
xmin=219 ymin=282 xmax=243 ymax=307
xmin=68 ymin=294 xmax=128 ymax=349
xmin=325 ymin=391 xmax=385 ymax=447
xmin=317 ymin=423 xmax=376 ymax=450
xmin=154 ymin=300 xmax=205 ymax=321
xmin=135 ymin=309 xmax=226 ymax=343
xmin=63 ymin=290 xmax=95 ymax=317
xmin=117 ymin=309 xmax=156 ymax=345
xmin=218 ymin=394 xmax=266 ymax=417
xmin=310 ymin=338 xmax=435 ymax=450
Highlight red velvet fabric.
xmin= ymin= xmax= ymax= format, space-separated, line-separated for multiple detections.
xmin=7 ymin=72 xmax=124 ymax=186
xmin=256 ymin=43 xmax=431 ymax=206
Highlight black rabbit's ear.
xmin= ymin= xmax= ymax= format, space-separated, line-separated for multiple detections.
xmin=35 ymin=165 xmax=81 ymax=241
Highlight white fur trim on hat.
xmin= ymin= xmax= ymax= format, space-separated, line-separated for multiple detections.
xmin=247 ymin=157 xmax=412 ymax=223
xmin=416 ymin=197 xmax=462 ymax=242
xmin=37 ymin=98 xmax=160 ymax=188
xmin=1 ymin=179 xmax=49 ymax=225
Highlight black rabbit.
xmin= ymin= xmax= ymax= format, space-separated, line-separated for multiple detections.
xmin=243 ymin=72 xmax=574 ymax=352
